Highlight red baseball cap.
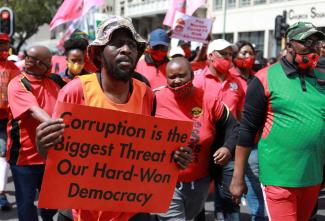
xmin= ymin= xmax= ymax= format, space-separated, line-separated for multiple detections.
xmin=0 ymin=33 xmax=10 ymax=42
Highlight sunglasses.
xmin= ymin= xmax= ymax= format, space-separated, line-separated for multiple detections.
xmin=24 ymin=52 xmax=50 ymax=68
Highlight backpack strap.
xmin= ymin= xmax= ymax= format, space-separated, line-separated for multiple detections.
xmin=48 ymin=74 xmax=67 ymax=88
xmin=20 ymin=74 xmax=66 ymax=93
xmin=20 ymin=76 xmax=33 ymax=92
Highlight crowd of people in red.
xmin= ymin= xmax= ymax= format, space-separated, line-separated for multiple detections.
xmin=0 ymin=15 xmax=324 ymax=221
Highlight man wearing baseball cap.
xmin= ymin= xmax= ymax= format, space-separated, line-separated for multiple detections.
xmin=194 ymin=39 xmax=244 ymax=119
xmin=0 ymin=32 xmax=19 ymax=211
xmin=193 ymin=39 xmax=244 ymax=220
xmin=35 ymin=16 xmax=192 ymax=221
xmin=136 ymin=28 xmax=170 ymax=89
xmin=230 ymin=21 xmax=325 ymax=221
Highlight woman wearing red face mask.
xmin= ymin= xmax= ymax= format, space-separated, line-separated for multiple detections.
xmin=229 ymin=40 xmax=268 ymax=221
xmin=230 ymin=40 xmax=256 ymax=93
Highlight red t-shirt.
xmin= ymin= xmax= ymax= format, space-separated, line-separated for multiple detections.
xmin=52 ymin=74 xmax=154 ymax=221
xmin=6 ymin=73 xmax=61 ymax=165
xmin=194 ymin=66 xmax=244 ymax=119
xmin=135 ymin=59 xmax=168 ymax=90
xmin=155 ymin=86 xmax=224 ymax=182
xmin=0 ymin=60 xmax=20 ymax=120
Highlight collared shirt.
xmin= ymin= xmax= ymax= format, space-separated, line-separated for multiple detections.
xmin=6 ymin=72 xmax=61 ymax=165
xmin=229 ymin=67 xmax=255 ymax=94
xmin=193 ymin=66 xmax=244 ymax=119
xmin=238 ymin=59 xmax=325 ymax=187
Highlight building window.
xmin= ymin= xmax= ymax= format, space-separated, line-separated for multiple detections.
xmin=121 ymin=6 xmax=125 ymax=15
xmin=227 ymin=0 xmax=236 ymax=8
xmin=238 ymin=31 xmax=264 ymax=54
xmin=239 ymin=0 xmax=251 ymax=7
xmin=270 ymin=0 xmax=284 ymax=2
xmin=254 ymin=0 xmax=266 ymax=5
xmin=213 ymin=0 xmax=222 ymax=10
xmin=212 ymin=33 xmax=234 ymax=43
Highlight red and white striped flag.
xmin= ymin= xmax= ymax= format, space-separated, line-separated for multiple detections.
xmin=50 ymin=0 xmax=104 ymax=30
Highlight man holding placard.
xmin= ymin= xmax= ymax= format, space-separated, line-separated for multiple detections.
xmin=35 ymin=16 xmax=193 ymax=221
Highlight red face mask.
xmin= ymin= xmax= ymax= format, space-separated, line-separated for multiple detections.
xmin=235 ymin=57 xmax=255 ymax=70
xmin=0 ymin=51 xmax=9 ymax=61
xmin=212 ymin=56 xmax=231 ymax=74
xmin=147 ymin=48 xmax=168 ymax=62
xmin=295 ymin=53 xmax=319 ymax=70
xmin=168 ymin=81 xmax=193 ymax=98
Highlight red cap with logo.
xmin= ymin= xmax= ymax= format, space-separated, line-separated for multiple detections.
xmin=0 ymin=33 xmax=10 ymax=42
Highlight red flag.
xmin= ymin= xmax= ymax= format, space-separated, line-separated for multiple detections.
xmin=186 ymin=0 xmax=206 ymax=15
xmin=50 ymin=0 xmax=104 ymax=30
xmin=163 ymin=0 xmax=186 ymax=27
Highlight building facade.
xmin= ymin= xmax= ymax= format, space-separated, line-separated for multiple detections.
xmin=118 ymin=0 xmax=325 ymax=58
xmin=22 ymin=0 xmax=325 ymax=58
xmin=208 ymin=0 xmax=325 ymax=58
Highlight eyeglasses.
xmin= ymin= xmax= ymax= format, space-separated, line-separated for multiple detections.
xmin=24 ymin=52 xmax=50 ymax=68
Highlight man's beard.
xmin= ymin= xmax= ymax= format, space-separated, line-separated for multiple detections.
xmin=103 ymin=56 xmax=133 ymax=83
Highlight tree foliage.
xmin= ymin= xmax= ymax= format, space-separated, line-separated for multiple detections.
xmin=0 ymin=0 xmax=62 ymax=52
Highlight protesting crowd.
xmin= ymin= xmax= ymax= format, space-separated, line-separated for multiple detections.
xmin=0 ymin=13 xmax=324 ymax=221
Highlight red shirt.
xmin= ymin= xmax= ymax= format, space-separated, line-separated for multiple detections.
xmin=6 ymin=73 xmax=61 ymax=165
xmin=229 ymin=67 xmax=255 ymax=93
xmin=135 ymin=58 xmax=168 ymax=90
xmin=193 ymin=66 xmax=244 ymax=119
xmin=52 ymin=74 xmax=155 ymax=221
xmin=191 ymin=60 xmax=207 ymax=72
xmin=0 ymin=60 xmax=20 ymax=120
xmin=155 ymin=86 xmax=224 ymax=182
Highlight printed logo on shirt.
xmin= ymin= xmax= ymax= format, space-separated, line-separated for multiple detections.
xmin=229 ymin=82 xmax=238 ymax=91
xmin=191 ymin=107 xmax=203 ymax=118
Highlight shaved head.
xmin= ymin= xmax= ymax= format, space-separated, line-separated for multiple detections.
xmin=166 ymin=57 xmax=192 ymax=74
xmin=25 ymin=45 xmax=52 ymax=77
xmin=166 ymin=57 xmax=193 ymax=88
xmin=27 ymin=45 xmax=52 ymax=62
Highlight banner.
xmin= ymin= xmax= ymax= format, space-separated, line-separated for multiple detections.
xmin=39 ymin=102 xmax=193 ymax=213
xmin=171 ymin=11 xmax=213 ymax=43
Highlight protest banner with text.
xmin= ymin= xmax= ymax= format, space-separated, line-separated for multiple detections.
xmin=39 ymin=102 xmax=193 ymax=213
xmin=171 ymin=11 xmax=213 ymax=43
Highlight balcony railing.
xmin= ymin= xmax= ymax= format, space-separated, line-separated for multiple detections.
xmin=126 ymin=0 xmax=170 ymax=17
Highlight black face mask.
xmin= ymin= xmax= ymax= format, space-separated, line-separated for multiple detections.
xmin=102 ymin=54 xmax=132 ymax=83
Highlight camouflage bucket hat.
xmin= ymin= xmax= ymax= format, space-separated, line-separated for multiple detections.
xmin=89 ymin=16 xmax=147 ymax=56
xmin=286 ymin=21 xmax=325 ymax=42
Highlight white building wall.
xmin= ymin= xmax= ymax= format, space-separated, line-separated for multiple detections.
xmin=208 ymin=0 xmax=325 ymax=57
